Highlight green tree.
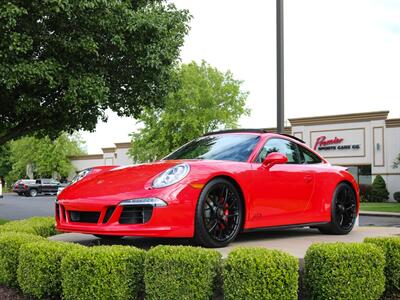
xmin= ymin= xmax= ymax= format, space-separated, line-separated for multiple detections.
xmin=129 ymin=61 xmax=250 ymax=162
xmin=0 ymin=144 xmax=12 ymax=178
xmin=370 ymin=175 xmax=389 ymax=202
xmin=8 ymin=133 xmax=85 ymax=181
xmin=0 ymin=0 xmax=190 ymax=146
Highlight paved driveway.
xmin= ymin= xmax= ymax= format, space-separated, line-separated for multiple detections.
xmin=51 ymin=226 xmax=400 ymax=258
xmin=0 ymin=193 xmax=55 ymax=220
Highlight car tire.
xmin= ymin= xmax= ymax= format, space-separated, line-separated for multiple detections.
xmin=29 ymin=189 xmax=38 ymax=197
xmin=94 ymin=235 xmax=123 ymax=240
xmin=194 ymin=178 xmax=244 ymax=248
xmin=318 ymin=182 xmax=357 ymax=235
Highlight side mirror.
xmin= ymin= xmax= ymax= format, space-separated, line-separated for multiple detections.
xmin=262 ymin=152 xmax=288 ymax=168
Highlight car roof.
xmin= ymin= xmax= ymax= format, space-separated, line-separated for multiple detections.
xmin=203 ymin=129 xmax=306 ymax=144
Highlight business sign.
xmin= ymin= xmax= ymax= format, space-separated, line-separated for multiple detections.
xmin=310 ymin=128 xmax=365 ymax=158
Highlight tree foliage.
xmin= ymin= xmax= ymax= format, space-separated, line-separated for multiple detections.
xmin=0 ymin=0 xmax=190 ymax=146
xmin=129 ymin=61 xmax=250 ymax=162
xmin=370 ymin=175 xmax=389 ymax=202
xmin=0 ymin=144 xmax=12 ymax=178
xmin=8 ymin=133 xmax=85 ymax=181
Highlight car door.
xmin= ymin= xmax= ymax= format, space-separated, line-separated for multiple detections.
xmin=250 ymin=138 xmax=316 ymax=228
xmin=40 ymin=179 xmax=51 ymax=193
xmin=49 ymin=179 xmax=61 ymax=193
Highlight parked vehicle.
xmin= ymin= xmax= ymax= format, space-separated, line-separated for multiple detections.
xmin=56 ymin=129 xmax=359 ymax=247
xmin=21 ymin=179 xmax=67 ymax=197
xmin=13 ymin=180 xmax=36 ymax=196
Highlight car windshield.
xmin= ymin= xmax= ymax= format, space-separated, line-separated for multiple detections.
xmin=164 ymin=134 xmax=261 ymax=162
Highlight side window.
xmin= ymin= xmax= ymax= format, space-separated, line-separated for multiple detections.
xmin=255 ymin=138 xmax=301 ymax=164
xmin=298 ymin=145 xmax=322 ymax=164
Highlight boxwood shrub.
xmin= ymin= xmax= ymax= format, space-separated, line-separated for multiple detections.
xmin=305 ymin=242 xmax=386 ymax=300
xmin=18 ymin=240 xmax=84 ymax=299
xmin=0 ymin=232 xmax=44 ymax=287
xmin=365 ymin=237 xmax=400 ymax=292
xmin=223 ymin=247 xmax=299 ymax=300
xmin=0 ymin=216 xmax=56 ymax=237
xmin=144 ymin=245 xmax=222 ymax=300
xmin=61 ymin=245 xmax=145 ymax=300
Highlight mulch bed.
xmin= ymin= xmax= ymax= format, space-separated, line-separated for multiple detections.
xmin=0 ymin=285 xmax=27 ymax=300
xmin=1 ymin=284 xmax=399 ymax=300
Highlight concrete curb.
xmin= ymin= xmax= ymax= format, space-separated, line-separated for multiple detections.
xmin=359 ymin=211 xmax=400 ymax=217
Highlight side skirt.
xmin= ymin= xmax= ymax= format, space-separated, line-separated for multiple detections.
xmin=243 ymin=222 xmax=329 ymax=233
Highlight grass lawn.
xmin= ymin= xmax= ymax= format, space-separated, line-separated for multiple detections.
xmin=360 ymin=202 xmax=400 ymax=213
xmin=0 ymin=219 xmax=9 ymax=225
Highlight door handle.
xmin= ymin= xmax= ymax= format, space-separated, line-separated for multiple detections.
xmin=304 ymin=175 xmax=313 ymax=183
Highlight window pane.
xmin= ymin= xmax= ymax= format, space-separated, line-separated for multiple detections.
xmin=164 ymin=134 xmax=260 ymax=162
xmin=299 ymin=146 xmax=322 ymax=164
xmin=256 ymin=138 xmax=301 ymax=164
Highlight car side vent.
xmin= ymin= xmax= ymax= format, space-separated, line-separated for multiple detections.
xmin=102 ymin=206 xmax=116 ymax=224
xmin=119 ymin=206 xmax=153 ymax=224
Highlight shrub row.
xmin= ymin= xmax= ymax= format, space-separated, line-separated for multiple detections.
xmin=0 ymin=216 xmax=56 ymax=237
xmin=305 ymin=242 xmax=386 ymax=300
xmin=0 ymin=230 xmax=399 ymax=300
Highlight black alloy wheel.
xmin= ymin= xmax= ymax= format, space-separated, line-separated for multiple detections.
xmin=318 ymin=182 xmax=357 ymax=235
xmin=195 ymin=178 xmax=243 ymax=248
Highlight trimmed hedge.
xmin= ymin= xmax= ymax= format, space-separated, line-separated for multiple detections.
xmin=223 ymin=247 xmax=299 ymax=300
xmin=0 ymin=216 xmax=56 ymax=237
xmin=61 ymin=245 xmax=145 ymax=300
xmin=305 ymin=242 xmax=386 ymax=300
xmin=18 ymin=241 xmax=83 ymax=299
xmin=365 ymin=237 xmax=400 ymax=292
xmin=0 ymin=232 xmax=44 ymax=287
xmin=144 ymin=245 xmax=221 ymax=300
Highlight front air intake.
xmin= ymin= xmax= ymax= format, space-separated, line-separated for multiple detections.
xmin=119 ymin=206 xmax=153 ymax=224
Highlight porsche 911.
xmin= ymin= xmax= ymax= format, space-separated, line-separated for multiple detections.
xmin=56 ymin=129 xmax=359 ymax=247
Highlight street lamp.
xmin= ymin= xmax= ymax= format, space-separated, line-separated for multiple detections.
xmin=276 ymin=0 xmax=284 ymax=133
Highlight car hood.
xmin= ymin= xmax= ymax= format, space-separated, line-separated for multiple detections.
xmin=59 ymin=160 xmax=183 ymax=200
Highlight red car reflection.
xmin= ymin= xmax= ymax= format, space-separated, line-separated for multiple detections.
xmin=56 ymin=130 xmax=359 ymax=247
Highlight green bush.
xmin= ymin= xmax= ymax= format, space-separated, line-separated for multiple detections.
xmin=0 ymin=232 xmax=44 ymax=287
xmin=223 ymin=247 xmax=298 ymax=300
xmin=365 ymin=237 xmax=400 ymax=292
xmin=61 ymin=245 xmax=145 ymax=300
xmin=394 ymin=191 xmax=400 ymax=202
xmin=0 ymin=216 xmax=56 ymax=237
xmin=18 ymin=241 xmax=84 ymax=299
xmin=305 ymin=242 xmax=386 ymax=300
xmin=144 ymin=245 xmax=221 ymax=300
xmin=370 ymin=175 xmax=389 ymax=202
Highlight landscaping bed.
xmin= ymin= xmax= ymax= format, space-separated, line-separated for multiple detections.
xmin=0 ymin=217 xmax=400 ymax=300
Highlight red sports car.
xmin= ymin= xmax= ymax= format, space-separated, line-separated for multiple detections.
xmin=56 ymin=130 xmax=359 ymax=247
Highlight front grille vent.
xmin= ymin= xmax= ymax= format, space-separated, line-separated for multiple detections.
xmin=119 ymin=206 xmax=153 ymax=224
xmin=102 ymin=206 xmax=116 ymax=224
xmin=69 ymin=211 xmax=100 ymax=223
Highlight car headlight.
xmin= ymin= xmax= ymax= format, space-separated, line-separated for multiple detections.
xmin=71 ymin=168 xmax=92 ymax=184
xmin=152 ymin=163 xmax=190 ymax=188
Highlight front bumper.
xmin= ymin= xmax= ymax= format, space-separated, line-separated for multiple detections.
xmin=55 ymin=185 xmax=199 ymax=238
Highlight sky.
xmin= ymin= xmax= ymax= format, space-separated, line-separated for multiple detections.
xmin=81 ymin=0 xmax=400 ymax=154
